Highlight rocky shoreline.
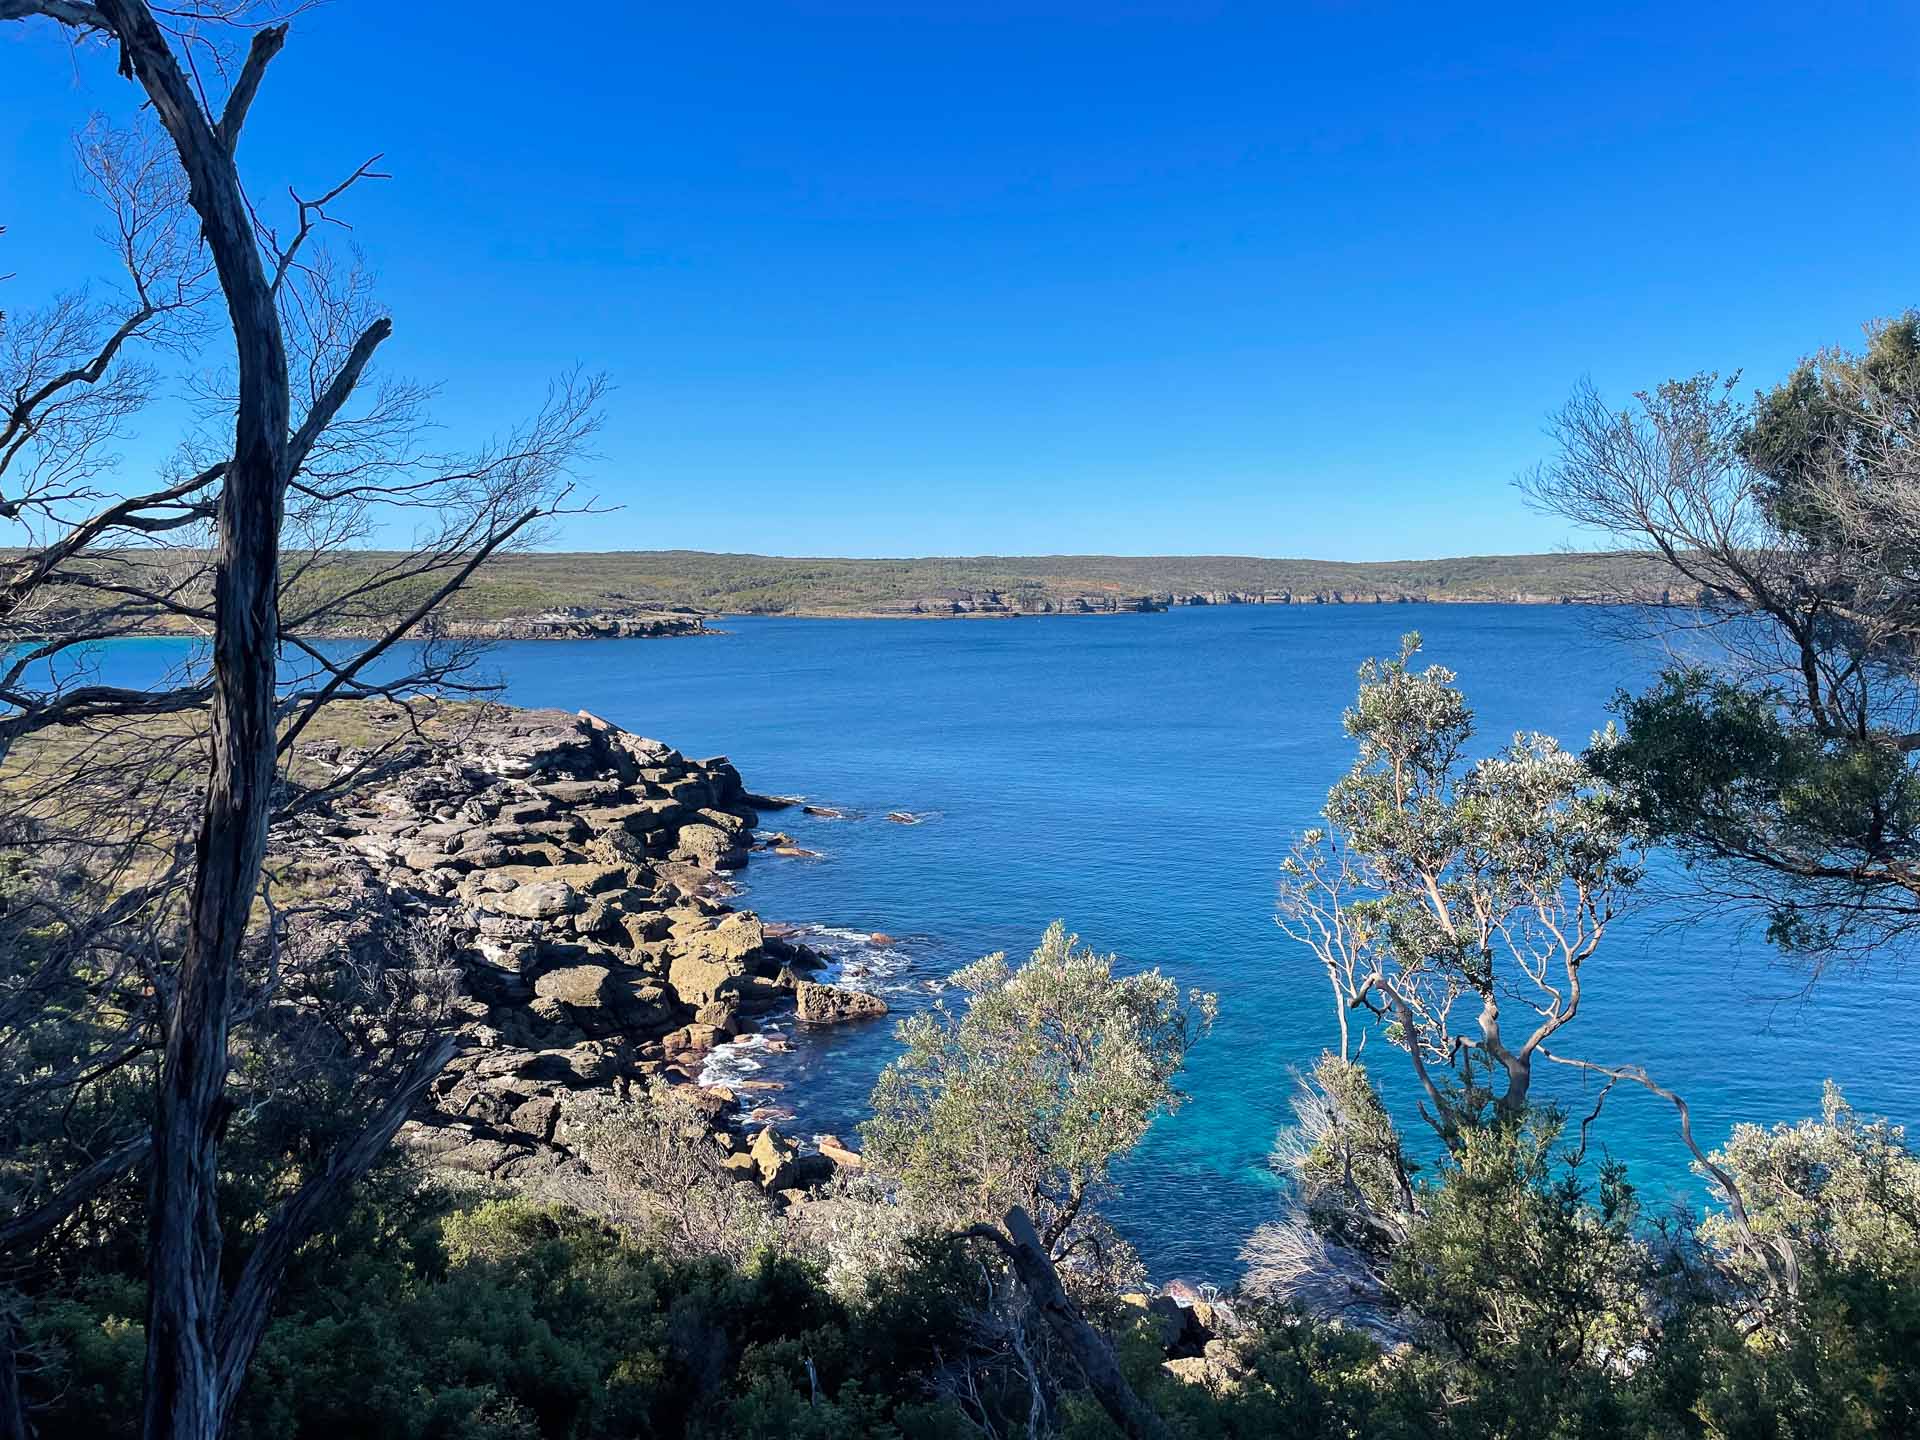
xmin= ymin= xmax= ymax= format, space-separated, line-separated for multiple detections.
xmin=298 ymin=607 xmax=710 ymax=642
xmin=276 ymin=705 xmax=881 ymax=1199
xmin=834 ymin=586 xmax=1689 ymax=617
xmin=25 ymin=607 xmax=710 ymax=645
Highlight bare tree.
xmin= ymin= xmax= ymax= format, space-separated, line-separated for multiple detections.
xmin=564 ymin=1088 xmax=782 ymax=1261
xmin=0 ymin=5 xmax=602 ymax=1437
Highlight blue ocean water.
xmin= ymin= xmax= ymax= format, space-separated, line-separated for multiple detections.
xmin=73 ymin=607 xmax=1917 ymax=1281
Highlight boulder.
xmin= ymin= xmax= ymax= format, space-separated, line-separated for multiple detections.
xmin=537 ymin=778 xmax=622 ymax=805
xmin=532 ymin=965 xmax=677 ymax=1039
xmin=572 ymin=897 xmax=625 ymax=940
xmin=661 ymin=1022 xmax=727 ymax=1056
xmin=748 ymin=1127 xmax=797 ymax=1190
xmin=522 ymin=816 xmax=588 ymax=843
xmin=585 ymin=828 xmax=649 ymax=866
xmin=509 ymin=1096 xmax=561 ymax=1142
xmin=513 ymin=1043 xmax=621 ymax=1087
xmin=793 ymin=981 xmax=888 ymax=1024
xmin=481 ymin=880 xmax=582 ymax=920
xmin=471 ymin=915 xmax=542 ymax=973
xmin=465 ymin=712 xmax=602 ymax=778
xmin=401 ymin=846 xmax=464 ymax=873
xmin=681 ymin=912 xmax=766 ymax=963
xmin=1120 ymin=1293 xmax=1188 ymax=1352
xmin=693 ymin=807 xmax=750 ymax=836
xmin=580 ymin=799 xmax=682 ymax=837
xmin=663 ymin=777 xmax=713 ymax=808
xmin=532 ymin=963 xmax=614 ymax=1009
xmin=619 ymin=910 xmax=672 ymax=948
xmin=539 ymin=862 xmax=629 ymax=895
xmin=667 ymin=950 xmax=750 ymax=1008
xmin=695 ymin=757 xmax=747 ymax=805
xmin=816 ymin=1135 xmax=864 ymax=1172
xmin=671 ymin=821 xmax=746 ymax=869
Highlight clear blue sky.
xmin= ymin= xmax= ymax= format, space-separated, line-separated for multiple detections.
xmin=3 ymin=1 xmax=1915 ymax=558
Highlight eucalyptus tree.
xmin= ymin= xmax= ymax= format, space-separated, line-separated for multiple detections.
xmin=1277 ymin=634 xmax=1644 ymax=1141
xmin=1274 ymin=634 xmax=1788 ymax=1292
xmin=1525 ymin=315 xmax=1920 ymax=972
xmin=0 ymin=5 xmax=601 ymax=1437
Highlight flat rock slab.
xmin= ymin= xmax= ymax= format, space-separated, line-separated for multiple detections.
xmin=480 ymin=879 xmax=582 ymax=919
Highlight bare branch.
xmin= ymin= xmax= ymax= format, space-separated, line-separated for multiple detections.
xmin=211 ymin=20 xmax=283 ymax=152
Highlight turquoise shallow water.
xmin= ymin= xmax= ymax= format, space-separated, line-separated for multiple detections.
xmin=76 ymin=607 xmax=1919 ymax=1281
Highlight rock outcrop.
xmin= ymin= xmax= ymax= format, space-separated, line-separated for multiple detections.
xmin=448 ymin=609 xmax=705 ymax=640
xmin=300 ymin=608 xmax=707 ymax=642
xmin=274 ymin=706 xmax=859 ymax=1186
xmin=793 ymin=981 xmax=890 ymax=1025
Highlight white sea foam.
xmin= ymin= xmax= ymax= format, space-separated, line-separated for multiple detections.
xmin=697 ymin=1027 xmax=784 ymax=1088
xmin=791 ymin=923 xmax=925 ymax=995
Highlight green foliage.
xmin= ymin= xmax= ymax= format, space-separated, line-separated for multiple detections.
xmin=21 ymin=1189 xmax=984 ymax=1440
xmin=164 ymin=548 xmax=1684 ymax=622
xmin=1701 ymin=1083 xmax=1920 ymax=1283
xmin=1743 ymin=313 xmax=1920 ymax=549
xmin=1386 ymin=1118 xmax=1669 ymax=1434
xmin=18 ymin=1091 xmax=1920 ymax=1439
xmin=1541 ymin=313 xmax=1920 ymax=967
xmin=1593 ymin=670 xmax=1920 ymax=953
xmin=1688 ymin=1085 xmax=1920 ymax=1437
xmin=566 ymin=1086 xmax=783 ymax=1262
xmin=863 ymin=921 xmax=1214 ymax=1252
xmin=1289 ymin=1056 xmax=1416 ymax=1234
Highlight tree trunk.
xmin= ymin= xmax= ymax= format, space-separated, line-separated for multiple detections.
xmin=0 ymin=1311 xmax=28 ymax=1440
xmin=89 ymin=7 xmax=290 ymax=1439
xmin=990 ymin=1206 xmax=1173 ymax=1440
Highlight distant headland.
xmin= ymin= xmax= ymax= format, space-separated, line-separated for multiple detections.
xmin=419 ymin=548 xmax=1691 ymax=624
xmin=6 ymin=548 xmax=1693 ymax=640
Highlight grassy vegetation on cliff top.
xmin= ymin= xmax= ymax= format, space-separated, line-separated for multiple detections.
xmin=373 ymin=548 xmax=1685 ymax=617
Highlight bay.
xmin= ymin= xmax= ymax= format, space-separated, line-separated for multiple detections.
xmin=67 ymin=605 xmax=1917 ymax=1281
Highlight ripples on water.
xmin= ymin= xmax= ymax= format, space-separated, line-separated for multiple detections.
xmin=73 ymin=607 xmax=1920 ymax=1282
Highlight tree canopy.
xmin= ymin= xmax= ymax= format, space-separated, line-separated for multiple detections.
xmin=864 ymin=922 xmax=1213 ymax=1257
xmin=1527 ymin=314 xmax=1920 ymax=969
